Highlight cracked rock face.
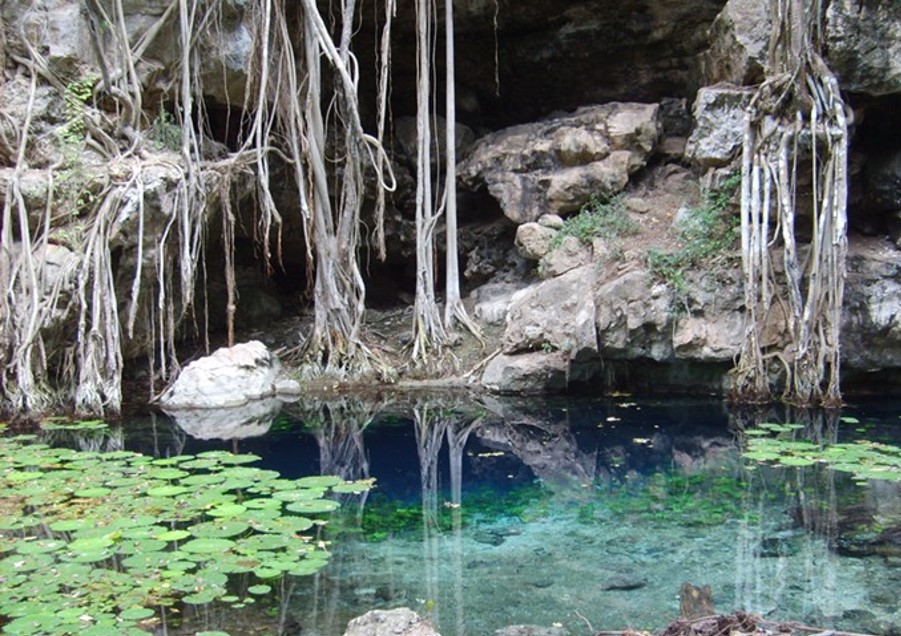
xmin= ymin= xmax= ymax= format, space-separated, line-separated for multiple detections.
xmin=459 ymin=103 xmax=660 ymax=224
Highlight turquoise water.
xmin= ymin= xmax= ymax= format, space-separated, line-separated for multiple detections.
xmin=126 ymin=396 xmax=901 ymax=636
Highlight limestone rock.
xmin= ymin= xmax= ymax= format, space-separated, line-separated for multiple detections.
xmin=673 ymin=313 xmax=743 ymax=361
xmin=481 ymin=352 xmax=569 ymax=394
xmin=158 ymin=341 xmax=284 ymax=409
xmin=701 ymin=0 xmax=770 ymax=85
xmin=515 ymin=222 xmax=557 ymax=260
xmin=460 ymin=103 xmax=660 ymax=224
xmin=471 ymin=282 xmax=527 ymax=326
xmin=504 ymin=264 xmax=600 ymax=357
xmin=842 ymin=251 xmax=901 ymax=370
xmin=343 ymin=608 xmax=440 ymax=636
xmin=826 ymin=0 xmax=901 ymax=96
xmin=537 ymin=214 xmax=565 ymax=230
xmin=595 ymin=269 xmax=673 ymax=361
xmin=685 ymin=86 xmax=754 ymax=169
xmin=537 ymin=235 xmax=593 ymax=279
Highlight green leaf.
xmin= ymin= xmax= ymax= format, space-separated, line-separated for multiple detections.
xmin=285 ymin=499 xmax=340 ymax=514
xmin=181 ymin=538 xmax=236 ymax=554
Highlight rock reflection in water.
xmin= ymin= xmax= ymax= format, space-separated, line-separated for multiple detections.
xmin=125 ymin=395 xmax=901 ymax=636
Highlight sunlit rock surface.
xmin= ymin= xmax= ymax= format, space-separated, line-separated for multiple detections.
xmin=158 ymin=340 xmax=290 ymax=410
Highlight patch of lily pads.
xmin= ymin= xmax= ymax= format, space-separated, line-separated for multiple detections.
xmin=743 ymin=420 xmax=901 ymax=481
xmin=0 ymin=424 xmax=372 ymax=635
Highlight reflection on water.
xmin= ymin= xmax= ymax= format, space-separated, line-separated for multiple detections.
xmin=126 ymin=396 xmax=901 ymax=636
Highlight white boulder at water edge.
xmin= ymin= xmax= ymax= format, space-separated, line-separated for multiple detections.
xmin=158 ymin=341 xmax=301 ymax=410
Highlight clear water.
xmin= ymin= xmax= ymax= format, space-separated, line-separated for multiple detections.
xmin=121 ymin=396 xmax=901 ymax=636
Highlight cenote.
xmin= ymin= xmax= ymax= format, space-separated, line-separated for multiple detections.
xmin=3 ymin=395 xmax=901 ymax=636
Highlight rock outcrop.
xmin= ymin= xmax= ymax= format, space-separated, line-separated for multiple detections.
xmin=460 ymin=103 xmax=660 ymax=224
xmin=158 ymin=341 xmax=300 ymax=410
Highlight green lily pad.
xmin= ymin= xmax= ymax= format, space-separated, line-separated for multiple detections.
xmin=189 ymin=520 xmax=250 ymax=538
xmin=154 ymin=529 xmax=191 ymax=542
xmin=207 ymin=503 xmax=247 ymax=518
xmin=118 ymin=606 xmax=156 ymax=620
xmin=285 ymin=499 xmax=340 ymax=514
xmin=146 ymin=484 xmax=190 ymax=497
xmin=296 ymin=475 xmax=342 ymax=489
xmin=181 ymin=538 xmax=236 ymax=554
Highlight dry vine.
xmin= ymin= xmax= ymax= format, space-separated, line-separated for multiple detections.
xmin=731 ymin=0 xmax=849 ymax=406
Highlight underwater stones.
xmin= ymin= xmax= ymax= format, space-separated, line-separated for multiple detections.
xmin=158 ymin=340 xmax=288 ymax=410
xmin=602 ymin=572 xmax=647 ymax=591
xmin=679 ymin=582 xmax=715 ymax=618
xmin=343 ymin=608 xmax=441 ymax=636
xmin=495 ymin=626 xmax=566 ymax=636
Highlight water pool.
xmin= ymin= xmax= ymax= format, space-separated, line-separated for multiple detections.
xmin=71 ymin=397 xmax=901 ymax=634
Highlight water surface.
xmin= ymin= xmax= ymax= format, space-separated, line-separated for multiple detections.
xmin=121 ymin=396 xmax=901 ymax=636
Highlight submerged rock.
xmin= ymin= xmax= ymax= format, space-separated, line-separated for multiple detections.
xmin=343 ymin=608 xmax=440 ymax=636
xmin=495 ymin=626 xmax=566 ymax=636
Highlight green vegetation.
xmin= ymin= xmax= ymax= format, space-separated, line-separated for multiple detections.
xmin=0 ymin=424 xmax=370 ymax=635
xmin=742 ymin=421 xmax=901 ymax=481
xmin=58 ymin=75 xmax=97 ymax=145
xmin=647 ymin=173 xmax=741 ymax=295
xmin=349 ymin=482 xmax=549 ymax=542
xmin=149 ymin=110 xmax=182 ymax=152
xmin=551 ymin=195 xmax=637 ymax=250
xmin=603 ymin=472 xmax=749 ymax=527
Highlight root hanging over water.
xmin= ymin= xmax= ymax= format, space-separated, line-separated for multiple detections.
xmin=730 ymin=0 xmax=849 ymax=407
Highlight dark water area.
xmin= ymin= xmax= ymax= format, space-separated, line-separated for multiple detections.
xmin=40 ymin=395 xmax=901 ymax=635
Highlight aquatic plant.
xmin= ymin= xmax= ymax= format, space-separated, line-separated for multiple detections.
xmin=604 ymin=472 xmax=748 ymax=526
xmin=348 ymin=482 xmax=548 ymax=542
xmin=0 ymin=428 xmax=371 ymax=635
xmin=742 ymin=421 xmax=901 ymax=481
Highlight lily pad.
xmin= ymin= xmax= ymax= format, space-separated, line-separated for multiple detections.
xmin=181 ymin=538 xmax=237 ymax=554
xmin=285 ymin=499 xmax=340 ymax=514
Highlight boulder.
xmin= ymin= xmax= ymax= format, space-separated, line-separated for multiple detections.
xmin=471 ymin=282 xmax=526 ymax=326
xmin=515 ymin=222 xmax=557 ymax=261
xmin=158 ymin=341 xmax=289 ymax=409
xmin=504 ymin=264 xmax=600 ymax=357
xmin=684 ymin=86 xmax=754 ymax=169
xmin=481 ymin=351 xmax=569 ymax=394
xmin=595 ymin=269 xmax=674 ymax=361
xmin=343 ymin=608 xmax=440 ymax=636
xmin=826 ymin=0 xmax=901 ymax=96
xmin=459 ymin=103 xmax=660 ymax=224
xmin=701 ymin=0 xmax=770 ymax=85
xmin=537 ymin=235 xmax=593 ymax=278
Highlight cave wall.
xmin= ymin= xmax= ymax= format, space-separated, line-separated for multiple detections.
xmin=5 ymin=0 xmax=901 ymax=398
